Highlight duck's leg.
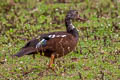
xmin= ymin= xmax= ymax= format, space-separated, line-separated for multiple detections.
xmin=48 ymin=54 xmax=55 ymax=69
xmin=32 ymin=54 xmax=35 ymax=59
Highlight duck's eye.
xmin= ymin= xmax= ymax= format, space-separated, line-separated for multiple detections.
xmin=72 ymin=11 xmax=77 ymax=16
xmin=76 ymin=11 xmax=78 ymax=15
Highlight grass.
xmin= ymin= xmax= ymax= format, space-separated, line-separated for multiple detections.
xmin=0 ymin=0 xmax=120 ymax=80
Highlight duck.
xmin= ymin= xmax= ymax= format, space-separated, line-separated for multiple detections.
xmin=14 ymin=10 xmax=81 ymax=69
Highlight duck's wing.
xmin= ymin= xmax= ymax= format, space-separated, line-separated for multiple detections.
xmin=13 ymin=34 xmax=51 ymax=57
xmin=13 ymin=31 xmax=69 ymax=57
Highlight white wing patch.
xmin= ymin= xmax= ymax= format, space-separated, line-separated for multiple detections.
xmin=48 ymin=34 xmax=67 ymax=38
xmin=36 ymin=39 xmax=45 ymax=48
xmin=36 ymin=34 xmax=67 ymax=48
xmin=61 ymin=35 xmax=66 ymax=37
xmin=51 ymin=35 xmax=55 ymax=38
xmin=56 ymin=35 xmax=61 ymax=37
xmin=48 ymin=35 xmax=52 ymax=38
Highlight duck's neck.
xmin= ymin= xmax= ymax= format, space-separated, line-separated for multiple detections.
xmin=65 ymin=18 xmax=79 ymax=40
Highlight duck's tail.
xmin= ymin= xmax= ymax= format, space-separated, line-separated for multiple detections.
xmin=13 ymin=47 xmax=37 ymax=57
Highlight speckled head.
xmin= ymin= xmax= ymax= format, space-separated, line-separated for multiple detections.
xmin=66 ymin=10 xmax=79 ymax=20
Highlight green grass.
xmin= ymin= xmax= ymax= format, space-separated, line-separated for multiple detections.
xmin=0 ymin=0 xmax=120 ymax=80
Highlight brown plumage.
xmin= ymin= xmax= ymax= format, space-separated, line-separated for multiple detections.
xmin=14 ymin=10 xmax=82 ymax=68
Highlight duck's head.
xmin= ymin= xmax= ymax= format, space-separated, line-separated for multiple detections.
xmin=66 ymin=10 xmax=86 ymax=22
xmin=66 ymin=10 xmax=79 ymax=20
